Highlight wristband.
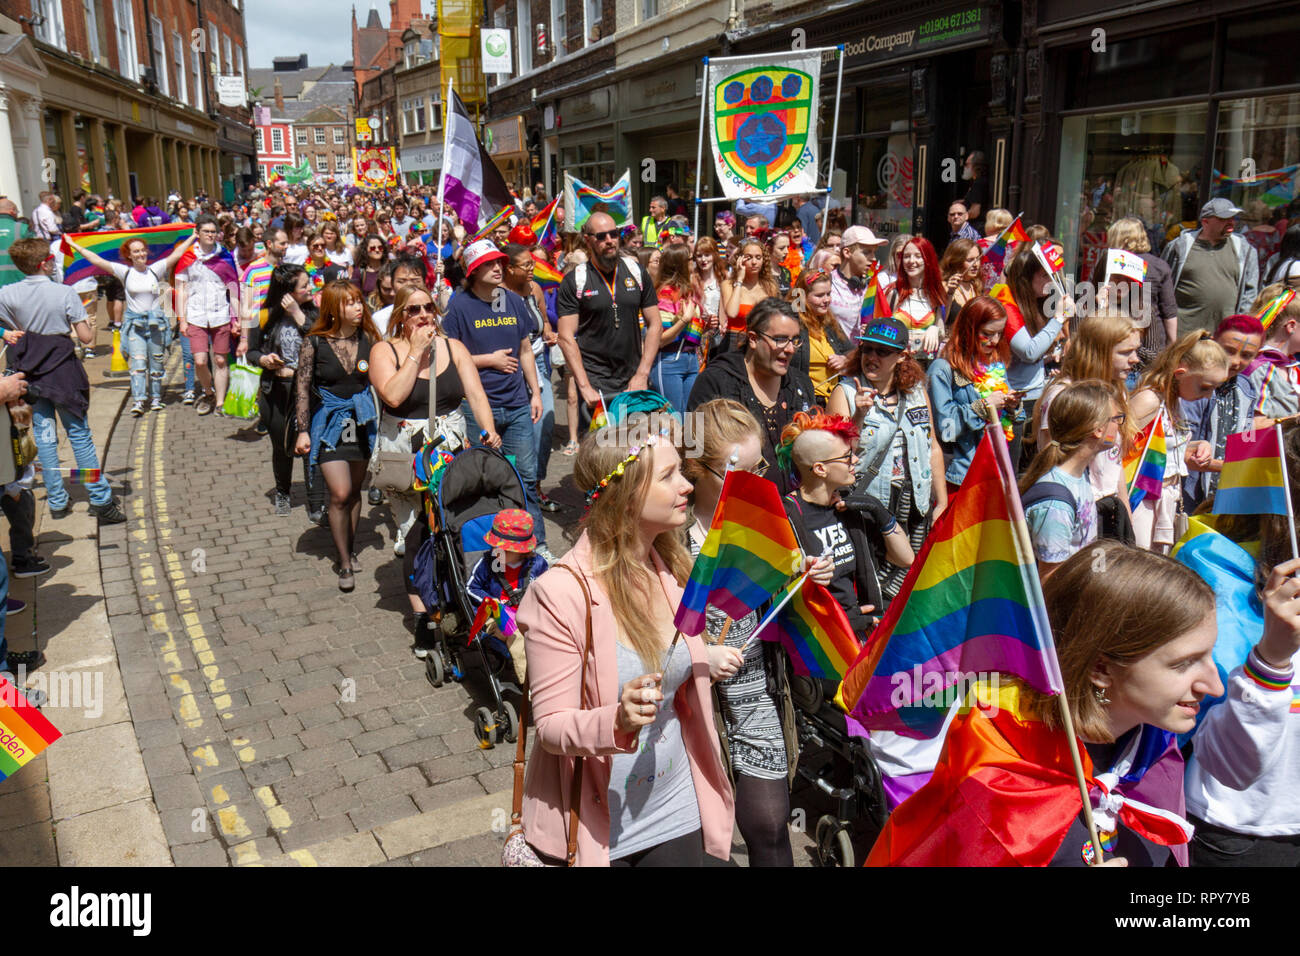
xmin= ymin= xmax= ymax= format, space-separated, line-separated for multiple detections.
xmin=1244 ymin=649 xmax=1294 ymax=690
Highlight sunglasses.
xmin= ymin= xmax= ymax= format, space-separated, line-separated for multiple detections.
xmin=405 ymin=302 xmax=436 ymax=315
xmin=705 ymin=459 xmax=769 ymax=480
xmin=585 ymin=229 xmax=619 ymax=242
xmin=859 ymin=344 xmax=902 ymax=357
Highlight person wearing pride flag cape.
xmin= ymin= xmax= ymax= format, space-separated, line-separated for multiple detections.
xmin=1176 ymin=424 xmax=1300 ymax=865
xmin=1243 ymin=283 xmax=1300 ymax=420
xmin=514 ymin=424 xmax=737 ymax=866
xmin=866 ymin=540 xmax=1222 ymax=866
xmin=1129 ymin=332 xmax=1227 ymax=552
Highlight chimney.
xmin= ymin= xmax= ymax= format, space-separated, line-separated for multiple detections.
xmin=274 ymin=77 xmax=285 ymax=111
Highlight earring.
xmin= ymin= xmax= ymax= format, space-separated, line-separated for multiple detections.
xmin=1093 ymin=685 xmax=1110 ymax=705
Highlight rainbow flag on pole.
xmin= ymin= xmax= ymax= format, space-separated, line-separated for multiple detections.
xmin=756 ymin=577 xmax=861 ymax=681
xmin=859 ymin=263 xmax=893 ymax=325
xmin=530 ymin=197 xmax=560 ymax=251
xmin=1123 ymin=412 xmax=1167 ymax=510
xmin=465 ymin=205 xmax=514 ymax=245
xmin=467 ymin=596 xmax=517 ymax=646
xmin=1213 ymin=426 xmax=1288 ymax=516
xmin=674 ymin=470 xmax=803 ymax=637
xmin=978 ymin=213 xmax=1029 ymax=277
xmin=587 ymin=392 xmax=608 ymax=432
xmin=839 ymin=426 xmax=1064 ymax=738
xmin=1258 ymin=290 xmax=1296 ymax=331
xmin=531 ymin=254 xmax=563 ymax=290
xmin=0 ymin=676 xmax=61 ymax=782
xmin=60 ymin=223 xmax=194 ymax=285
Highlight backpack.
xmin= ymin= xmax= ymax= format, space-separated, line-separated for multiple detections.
xmin=1019 ymin=481 xmax=1077 ymax=513
xmin=574 ymin=256 xmax=643 ymax=299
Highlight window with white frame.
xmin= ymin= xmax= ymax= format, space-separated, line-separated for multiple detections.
xmin=33 ymin=0 xmax=65 ymax=47
xmin=550 ymin=0 xmax=566 ymax=58
xmin=150 ymin=17 xmax=169 ymax=95
xmin=641 ymin=0 xmax=658 ymax=21
xmin=314 ymin=127 xmax=325 ymax=145
xmin=429 ymin=97 xmax=441 ymax=130
xmin=584 ymin=0 xmax=601 ymax=45
xmin=316 ymin=155 xmax=327 ymax=173
xmin=333 ymin=127 xmax=345 ymax=144
xmin=256 ymin=128 xmax=264 ymax=152
xmin=172 ymin=33 xmax=187 ymax=104
xmin=335 ymin=155 xmax=348 ymax=174
xmin=296 ymin=129 xmax=307 ymax=145
xmin=208 ymin=25 xmax=219 ymax=71
xmin=271 ymin=128 xmax=284 ymax=153
xmin=402 ymin=97 xmax=426 ymax=134
xmin=114 ymin=0 xmax=138 ymax=80
xmin=83 ymin=0 xmax=100 ymax=60
xmin=222 ymin=34 xmax=232 ymax=75
xmin=517 ymin=0 xmax=532 ymax=73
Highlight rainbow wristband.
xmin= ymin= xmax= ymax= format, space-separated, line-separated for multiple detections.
xmin=1243 ymin=652 xmax=1293 ymax=691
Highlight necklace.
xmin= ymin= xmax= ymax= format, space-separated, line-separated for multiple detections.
xmin=973 ymin=361 xmax=1015 ymax=441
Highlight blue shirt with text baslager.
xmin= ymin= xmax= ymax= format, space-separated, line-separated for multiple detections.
xmin=441 ymin=286 xmax=536 ymax=410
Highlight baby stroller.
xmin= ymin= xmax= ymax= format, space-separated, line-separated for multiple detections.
xmin=416 ymin=444 xmax=528 ymax=747
xmin=788 ymin=674 xmax=889 ymax=867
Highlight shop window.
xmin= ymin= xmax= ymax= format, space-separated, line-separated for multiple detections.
xmin=861 ymin=81 xmax=908 ymax=136
xmin=855 ymin=134 xmax=915 ymax=240
xmin=1212 ymin=93 xmax=1300 ymax=278
xmin=1054 ymin=104 xmax=1208 ymax=284
xmin=1223 ymin=12 xmax=1300 ymax=93
xmin=1063 ymin=27 xmax=1211 ymax=111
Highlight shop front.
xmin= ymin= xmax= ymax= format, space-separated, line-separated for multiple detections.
xmin=556 ymin=87 xmax=617 ymax=191
xmin=617 ymin=60 xmax=702 ymax=218
xmin=400 ymin=143 xmax=444 ymax=186
xmin=1033 ymin=0 xmax=1300 ymax=282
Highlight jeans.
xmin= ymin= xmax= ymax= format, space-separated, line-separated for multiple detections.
xmin=465 ymin=401 xmax=545 ymax=546
xmin=125 ymin=310 xmax=168 ymax=403
xmin=32 ymin=398 xmax=112 ymax=510
xmin=653 ymin=348 xmax=699 ymax=418
xmin=532 ymin=367 xmax=555 ymax=484
xmin=179 ymin=333 xmax=196 ymax=394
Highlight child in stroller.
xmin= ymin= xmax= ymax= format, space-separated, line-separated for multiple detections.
xmin=467 ymin=509 xmax=549 ymax=687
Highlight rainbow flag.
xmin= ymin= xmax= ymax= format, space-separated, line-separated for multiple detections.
xmin=757 ymin=577 xmax=861 ymax=681
xmin=1259 ymin=290 xmax=1296 ymax=331
xmin=681 ymin=311 xmax=706 ymax=348
xmin=532 ymin=254 xmax=562 ymax=290
xmin=1213 ymin=426 xmax=1288 ymax=516
xmin=674 ymin=470 xmax=803 ymax=637
xmin=530 ymin=197 xmax=560 ymax=251
xmin=1122 ymin=412 xmax=1167 ymax=510
xmin=588 ymin=392 xmax=608 ymax=432
xmin=0 ymin=675 xmax=61 ymax=782
xmin=465 ymin=205 xmax=514 ymax=245
xmin=60 ymin=223 xmax=194 ymax=285
xmin=859 ymin=263 xmax=893 ymax=324
xmin=839 ymin=426 xmax=1064 ymax=738
xmin=564 ymin=170 xmax=632 ymax=231
xmin=467 ymin=596 xmax=517 ymax=646
xmin=979 ymin=214 xmax=1029 ymax=277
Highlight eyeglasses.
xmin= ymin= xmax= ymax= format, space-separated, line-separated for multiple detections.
xmin=819 ymin=451 xmax=856 ymax=466
xmin=405 ymin=302 xmax=436 ymax=315
xmin=1109 ymin=412 xmax=1127 ymax=425
xmin=586 ymin=229 xmax=619 ymax=242
xmin=759 ymin=330 xmax=803 ymax=350
xmin=705 ymin=459 xmax=769 ymax=480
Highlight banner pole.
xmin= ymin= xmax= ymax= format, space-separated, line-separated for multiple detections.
xmin=435 ymin=76 xmax=453 ymax=248
xmin=824 ymin=46 xmax=845 ymax=202
xmin=1276 ymin=422 xmax=1300 ymax=563
xmin=693 ymin=57 xmax=709 ymax=240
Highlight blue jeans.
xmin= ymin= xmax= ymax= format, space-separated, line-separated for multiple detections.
xmin=533 ymin=366 xmax=555 ymax=484
xmin=32 ymin=398 xmax=112 ymax=510
xmin=465 ymin=401 xmax=546 ymax=546
xmin=180 ymin=333 xmax=196 ymax=394
xmin=125 ymin=310 xmax=168 ymax=403
xmin=653 ymin=348 xmax=700 ymax=417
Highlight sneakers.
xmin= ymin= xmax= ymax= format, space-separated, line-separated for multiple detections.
xmin=82 ymin=347 xmax=96 ymax=361
xmin=274 ymin=492 xmax=291 ymax=516
xmin=538 ymin=491 xmax=560 ymax=513
xmin=12 ymin=554 xmax=51 ymax=578
xmin=367 ymin=487 xmax=384 ymax=505
xmin=130 ymin=400 xmax=146 ymax=417
xmin=535 ymin=544 xmax=558 ymax=565
xmin=6 ymin=597 xmax=26 ymax=615
xmin=412 ymin=613 xmax=437 ymax=659
xmin=308 ymin=507 xmax=327 ymax=527
xmin=181 ymin=390 xmax=196 ymax=405
xmin=89 ymin=497 xmax=127 ymax=524
xmin=6 ymin=649 xmax=44 ymax=668
xmin=48 ymin=504 xmax=71 ymax=520
xmin=150 ymin=398 xmax=165 ymax=412
xmin=194 ymin=392 xmax=215 ymax=415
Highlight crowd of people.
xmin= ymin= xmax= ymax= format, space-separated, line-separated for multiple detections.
xmin=2 ymin=174 xmax=1298 ymax=869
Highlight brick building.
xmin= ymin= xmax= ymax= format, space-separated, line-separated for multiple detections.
xmin=250 ymin=55 xmax=354 ymax=186
xmin=351 ymin=0 xmax=422 ymax=98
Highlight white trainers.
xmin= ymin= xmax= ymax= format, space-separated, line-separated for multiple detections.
xmin=130 ymin=400 xmax=145 ymax=417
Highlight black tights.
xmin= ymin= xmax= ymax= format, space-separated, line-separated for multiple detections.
xmin=735 ymin=774 xmax=794 ymax=867
xmin=264 ymin=382 xmax=323 ymax=509
xmin=609 ymin=829 xmax=704 ymax=867
xmin=320 ymin=459 xmax=365 ymax=570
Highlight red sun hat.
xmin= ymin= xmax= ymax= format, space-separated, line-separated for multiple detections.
xmin=483 ymin=508 xmax=536 ymax=553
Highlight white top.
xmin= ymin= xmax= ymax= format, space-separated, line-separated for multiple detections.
xmin=283 ymin=244 xmax=308 ymax=265
xmin=327 ymin=248 xmax=353 ymax=269
xmin=110 ymin=261 xmax=170 ymax=315
xmin=1037 ymin=379 xmax=1125 ymax=500
xmin=178 ymin=248 xmax=232 ymax=328
xmin=372 ymin=304 xmax=393 ymax=338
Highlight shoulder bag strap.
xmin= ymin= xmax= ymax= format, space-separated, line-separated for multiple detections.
xmin=856 ymin=383 xmax=909 ymax=490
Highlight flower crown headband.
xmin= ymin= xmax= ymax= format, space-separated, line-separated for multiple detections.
xmin=584 ymin=430 xmax=670 ymax=506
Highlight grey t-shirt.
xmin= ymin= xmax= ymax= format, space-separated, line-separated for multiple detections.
xmin=0 ymin=275 xmax=87 ymax=334
xmin=607 ymin=638 xmax=700 ymax=859
xmin=1176 ymin=238 xmax=1239 ymax=337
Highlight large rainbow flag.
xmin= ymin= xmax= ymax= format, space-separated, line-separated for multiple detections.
xmin=1123 ymin=412 xmax=1167 ymax=510
xmin=839 ymin=426 xmax=1064 ymax=738
xmin=564 ymin=170 xmax=631 ymax=232
xmin=674 ymin=469 xmax=803 ymax=637
xmin=0 ymin=676 xmax=61 ymax=782
xmin=756 ymin=576 xmax=861 ymax=681
xmin=1213 ymin=426 xmax=1288 ymax=516
xmin=60 ymin=223 xmax=193 ymax=285
xmin=530 ymin=197 xmax=560 ymax=251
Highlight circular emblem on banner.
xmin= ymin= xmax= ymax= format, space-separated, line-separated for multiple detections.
xmin=734 ymin=113 xmax=787 ymax=167
xmin=486 ymin=34 xmax=507 ymax=57
xmin=357 ymin=359 xmax=369 ymax=373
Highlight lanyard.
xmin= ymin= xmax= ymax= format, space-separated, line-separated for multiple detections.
xmin=594 ymin=262 xmax=620 ymax=330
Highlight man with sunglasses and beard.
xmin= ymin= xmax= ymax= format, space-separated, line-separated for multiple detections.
xmin=556 ymin=212 xmax=661 ymax=427
xmin=687 ymin=297 xmax=815 ymax=493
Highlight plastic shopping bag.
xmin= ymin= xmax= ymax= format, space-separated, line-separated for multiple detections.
xmin=223 ymin=360 xmax=262 ymax=419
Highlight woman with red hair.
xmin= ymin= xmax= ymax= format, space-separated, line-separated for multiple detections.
xmin=889 ymin=236 xmax=948 ymax=362
xmin=929 ymin=294 xmax=1023 ymax=489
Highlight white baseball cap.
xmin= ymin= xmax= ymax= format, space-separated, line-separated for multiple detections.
xmin=464 ymin=238 xmax=507 ymax=274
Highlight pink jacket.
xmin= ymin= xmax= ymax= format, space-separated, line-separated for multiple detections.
xmin=516 ymin=532 xmax=735 ymax=865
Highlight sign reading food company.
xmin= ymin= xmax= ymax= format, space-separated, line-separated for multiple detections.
xmin=707 ymin=51 xmax=822 ymax=201
xmin=819 ymin=6 xmax=987 ymax=69
xmin=481 ymin=28 xmax=513 ymax=73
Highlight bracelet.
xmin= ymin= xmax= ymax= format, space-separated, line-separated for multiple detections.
xmin=405 ymin=354 xmax=419 ymax=365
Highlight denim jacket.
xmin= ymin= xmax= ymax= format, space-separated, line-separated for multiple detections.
xmin=836 ymin=380 xmax=934 ymax=514
xmin=928 ymin=358 xmax=1023 ymax=485
xmin=308 ymin=386 xmax=378 ymax=470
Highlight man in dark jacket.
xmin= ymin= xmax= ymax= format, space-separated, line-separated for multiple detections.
xmin=687 ymin=297 xmax=815 ymax=492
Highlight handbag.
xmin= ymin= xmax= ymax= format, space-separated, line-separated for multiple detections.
xmin=369 ymin=339 xmax=436 ymax=494
xmin=501 ymin=565 xmax=595 ymax=868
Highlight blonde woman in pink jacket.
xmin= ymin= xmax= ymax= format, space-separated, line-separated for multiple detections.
xmin=516 ymin=424 xmax=743 ymax=866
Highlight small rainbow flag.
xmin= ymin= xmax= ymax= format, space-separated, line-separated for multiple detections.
xmin=1213 ymin=426 xmax=1288 ymax=516
xmin=756 ymin=576 xmax=861 ymax=681
xmin=1123 ymin=412 xmax=1167 ymax=510
xmin=1259 ymin=290 xmax=1296 ymax=330
xmin=531 ymin=254 xmax=562 ymax=290
xmin=674 ymin=470 xmax=803 ymax=637
xmin=979 ymin=214 xmax=1029 ymax=277
xmin=465 ymin=205 xmax=514 ymax=245
xmin=530 ymin=197 xmax=560 ymax=251
xmin=588 ymin=392 xmax=608 ymax=432
xmin=467 ymin=596 xmax=517 ymax=646
xmin=60 ymin=223 xmax=194 ymax=285
xmin=839 ymin=426 xmax=1064 ymax=738
xmin=36 ymin=466 xmax=102 ymax=483
xmin=0 ymin=675 xmax=61 ymax=782
xmin=860 ymin=263 xmax=893 ymax=324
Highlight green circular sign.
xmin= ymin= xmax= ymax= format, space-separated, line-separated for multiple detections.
xmin=486 ymin=34 xmax=507 ymax=57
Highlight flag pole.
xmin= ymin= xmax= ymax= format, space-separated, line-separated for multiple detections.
xmin=692 ymin=56 xmax=708 ymax=240
xmin=989 ymin=422 xmax=1105 ymax=864
xmin=741 ymin=568 xmax=814 ymax=653
xmin=435 ymin=76 xmax=453 ymax=265
xmin=1125 ymin=405 xmax=1160 ymax=504
xmin=1276 ymin=422 xmax=1300 ymax=563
